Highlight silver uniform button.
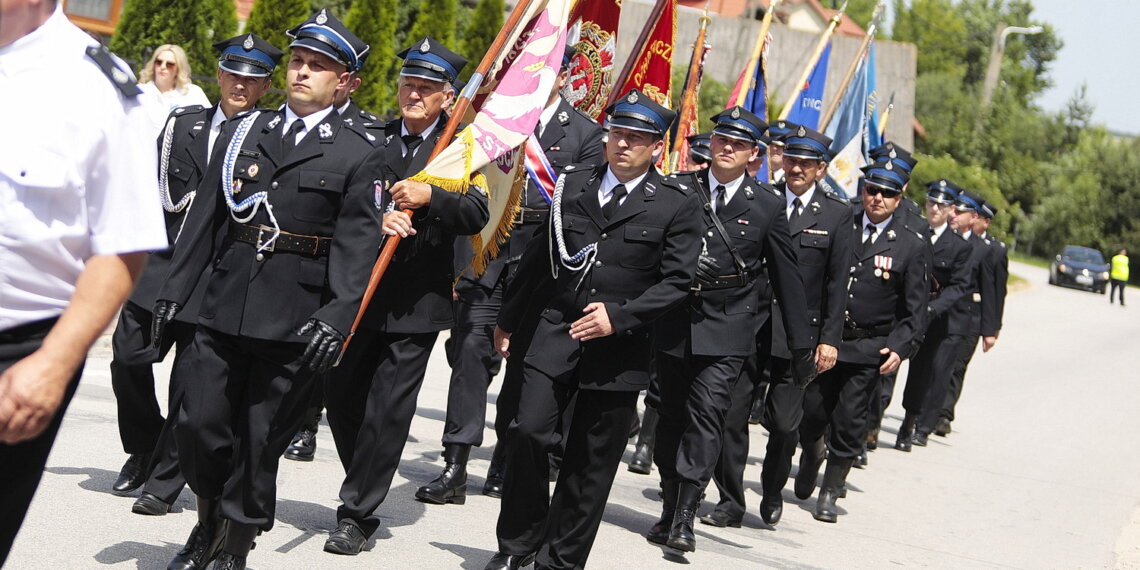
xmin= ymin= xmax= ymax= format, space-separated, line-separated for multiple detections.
xmin=255 ymin=253 xmax=265 ymax=261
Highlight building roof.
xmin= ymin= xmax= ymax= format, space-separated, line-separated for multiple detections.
xmin=677 ymin=0 xmax=866 ymax=37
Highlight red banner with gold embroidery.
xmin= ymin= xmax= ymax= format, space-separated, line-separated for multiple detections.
xmin=564 ymin=0 xmax=621 ymax=120
xmin=616 ymin=0 xmax=675 ymax=109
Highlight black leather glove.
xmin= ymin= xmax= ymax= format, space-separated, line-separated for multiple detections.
xmin=696 ymin=253 xmax=720 ymax=287
xmin=151 ymin=300 xmax=181 ymax=349
xmin=298 ymin=319 xmax=346 ymax=373
xmin=791 ymin=347 xmax=818 ymax=389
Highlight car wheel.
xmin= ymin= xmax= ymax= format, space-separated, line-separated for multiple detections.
xmin=1048 ymin=270 xmax=1056 ymax=285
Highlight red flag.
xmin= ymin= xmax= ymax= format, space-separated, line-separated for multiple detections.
xmin=616 ymin=0 xmax=675 ymax=108
xmin=564 ymin=0 xmax=621 ymax=120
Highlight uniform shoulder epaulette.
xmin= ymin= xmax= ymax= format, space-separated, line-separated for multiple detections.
xmin=569 ymin=106 xmax=598 ymax=125
xmin=171 ymin=104 xmax=207 ymax=121
xmin=661 ymin=173 xmax=693 ymax=195
xmin=85 ymin=45 xmax=141 ymax=99
xmin=823 ymin=190 xmax=849 ymax=204
xmin=999 ymin=241 xmax=1007 ymax=249
xmin=342 ymin=119 xmax=382 ymax=147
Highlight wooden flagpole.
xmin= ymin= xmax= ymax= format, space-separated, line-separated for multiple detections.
xmin=818 ymin=0 xmax=883 ymax=131
xmin=777 ymin=1 xmax=846 ymax=121
xmin=878 ymin=92 xmax=895 ymax=137
xmin=341 ymin=0 xmax=537 ymax=353
xmin=734 ymin=0 xmax=780 ymax=107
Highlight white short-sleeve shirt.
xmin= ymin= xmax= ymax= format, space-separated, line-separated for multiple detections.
xmin=0 ymin=5 xmax=168 ymax=330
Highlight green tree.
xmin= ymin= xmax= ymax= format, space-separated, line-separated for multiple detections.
xmin=346 ymin=0 xmax=400 ymax=115
xmin=245 ymin=0 xmax=310 ymax=105
xmin=834 ymin=0 xmax=881 ymax=30
xmin=110 ymin=0 xmax=237 ymax=101
xmin=409 ymin=0 xmax=460 ymax=51
xmin=889 ymin=0 xmax=969 ymax=77
xmin=458 ymin=0 xmax=504 ymax=82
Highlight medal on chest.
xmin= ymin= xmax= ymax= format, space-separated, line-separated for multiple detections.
xmin=874 ymin=255 xmax=893 ymax=280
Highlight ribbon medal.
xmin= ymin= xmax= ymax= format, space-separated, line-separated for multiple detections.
xmin=874 ymin=255 xmax=893 ymax=280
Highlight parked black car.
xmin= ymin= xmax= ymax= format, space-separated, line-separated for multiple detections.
xmin=1049 ymin=245 xmax=1110 ymax=293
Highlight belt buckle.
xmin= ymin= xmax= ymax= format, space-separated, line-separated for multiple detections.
xmin=255 ymin=224 xmax=276 ymax=252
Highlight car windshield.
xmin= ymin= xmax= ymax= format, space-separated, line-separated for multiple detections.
xmin=1063 ymin=247 xmax=1105 ymax=264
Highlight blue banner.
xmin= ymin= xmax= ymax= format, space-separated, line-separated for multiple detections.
xmin=786 ymin=42 xmax=832 ymax=130
xmin=865 ymin=43 xmax=883 ymax=149
xmin=735 ymin=54 xmax=770 ymax=181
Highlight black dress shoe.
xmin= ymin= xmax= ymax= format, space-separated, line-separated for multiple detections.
xmin=112 ymin=453 xmax=150 ymax=495
xmin=417 ymin=444 xmax=469 ymax=505
xmin=482 ymin=476 xmax=504 ymax=498
xmin=627 ymin=443 xmax=653 ymax=475
xmin=759 ymin=494 xmax=782 ymax=525
xmin=934 ymin=418 xmax=951 ymax=437
xmin=132 ymin=492 xmax=171 ymax=515
xmin=283 ymin=426 xmax=316 ymax=462
xmin=912 ymin=431 xmax=929 ymax=447
xmin=853 ymin=450 xmax=867 ymax=469
xmin=206 ymin=552 xmax=245 ymax=570
xmin=698 ymin=510 xmax=741 ymax=528
xmin=484 ymin=551 xmax=536 ymax=569
xmin=324 ymin=520 xmax=367 ymax=555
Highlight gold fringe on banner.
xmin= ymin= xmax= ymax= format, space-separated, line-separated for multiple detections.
xmin=468 ymin=161 xmax=526 ymax=276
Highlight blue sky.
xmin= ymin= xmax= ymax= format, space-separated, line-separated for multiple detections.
xmin=1028 ymin=0 xmax=1139 ymax=134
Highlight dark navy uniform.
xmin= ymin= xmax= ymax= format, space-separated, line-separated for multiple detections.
xmin=489 ymin=90 xmax=700 ymax=569
xmin=898 ymin=182 xmax=975 ymax=448
xmin=109 ymin=104 xmax=213 ymax=491
xmin=445 ymin=95 xmax=603 ymax=472
xmin=324 ymin=38 xmax=490 ymax=547
xmin=798 ymin=161 xmax=930 ymax=523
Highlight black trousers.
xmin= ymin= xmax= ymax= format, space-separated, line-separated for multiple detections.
xmin=175 ymin=327 xmax=317 ymax=530
xmin=494 ymin=333 xmax=574 ymax=474
xmin=443 ymin=279 xmax=504 ymax=447
xmin=654 ymin=351 xmax=747 ymax=489
xmin=110 ymin=301 xmax=194 ymax=454
xmin=801 ymin=361 xmax=880 ymax=460
xmin=867 ymin=371 xmax=896 ymax=437
xmin=496 ymin=367 xmax=637 ymax=570
xmin=139 ymin=341 xmax=201 ymax=504
xmin=325 ymin=329 xmax=438 ymax=537
xmin=942 ymin=331 xmax=980 ymax=423
xmin=757 ymin=357 xmax=806 ymax=497
xmin=911 ymin=326 xmax=964 ymax=434
xmin=1111 ymin=279 xmax=1126 ymax=304
xmin=0 ymin=319 xmax=77 ymax=567
xmin=707 ymin=353 xmax=763 ymax=518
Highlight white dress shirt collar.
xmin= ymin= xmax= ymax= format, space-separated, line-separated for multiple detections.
xmin=599 ymin=167 xmax=649 ymax=208
xmin=707 ymin=169 xmax=745 ymax=208
xmin=861 ymin=213 xmax=893 ymax=242
xmin=283 ymin=104 xmax=334 ymax=144
xmin=786 ymin=184 xmax=816 ymax=217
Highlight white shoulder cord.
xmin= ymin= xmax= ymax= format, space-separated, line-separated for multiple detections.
xmin=220 ymin=111 xmax=280 ymax=252
xmin=548 ymin=173 xmax=597 ymax=289
xmin=158 ymin=116 xmax=197 ymax=242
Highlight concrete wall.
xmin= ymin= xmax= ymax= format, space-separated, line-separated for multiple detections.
xmin=613 ymin=0 xmax=917 ymax=148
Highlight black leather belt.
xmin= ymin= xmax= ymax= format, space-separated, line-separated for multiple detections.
xmin=842 ymin=322 xmax=894 ymax=340
xmin=0 ymin=317 xmax=58 ymax=345
xmin=228 ymin=222 xmax=331 ymax=257
xmin=515 ymin=208 xmax=548 ymax=225
xmin=697 ymin=273 xmax=753 ymax=290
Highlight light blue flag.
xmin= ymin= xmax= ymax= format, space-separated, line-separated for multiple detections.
xmin=865 ymin=43 xmax=883 ymax=149
xmin=786 ymin=42 xmax=832 ymax=129
xmin=824 ymin=51 xmax=870 ymax=198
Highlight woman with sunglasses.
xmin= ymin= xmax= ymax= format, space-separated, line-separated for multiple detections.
xmin=138 ymin=44 xmax=210 ymax=132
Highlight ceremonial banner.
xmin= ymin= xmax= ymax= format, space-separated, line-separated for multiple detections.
xmin=615 ymin=0 xmax=675 ymax=108
xmin=409 ymin=0 xmax=571 ymax=275
xmin=825 ymin=49 xmax=870 ymax=198
xmin=564 ymin=0 xmax=620 ymax=119
xmin=785 ymin=42 xmax=831 ymax=129
xmin=727 ymin=32 xmax=771 ymax=181
xmin=865 ymin=43 xmax=883 ymax=149
xmin=671 ymin=14 xmax=710 ymax=172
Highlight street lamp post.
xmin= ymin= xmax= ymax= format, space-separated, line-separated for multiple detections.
xmin=980 ymin=22 xmax=1045 ymax=109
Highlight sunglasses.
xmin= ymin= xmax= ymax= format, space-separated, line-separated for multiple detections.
xmin=155 ymin=60 xmax=177 ymax=69
xmin=864 ymin=185 xmax=902 ymax=198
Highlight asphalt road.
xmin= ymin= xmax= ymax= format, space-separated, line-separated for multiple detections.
xmin=7 ymin=260 xmax=1140 ymax=569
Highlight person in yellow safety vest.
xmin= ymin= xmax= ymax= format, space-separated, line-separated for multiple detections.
xmin=1110 ymin=249 xmax=1129 ymax=306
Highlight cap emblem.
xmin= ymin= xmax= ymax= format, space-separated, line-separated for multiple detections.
xmin=797 ymin=125 xmax=806 ymax=137
xmin=730 ymin=107 xmax=740 ymax=119
xmin=420 ymin=38 xmax=431 ymax=53
xmin=627 ymin=91 xmax=638 ymax=104
xmin=243 ymin=35 xmax=254 ymax=50
xmin=316 ymin=9 xmax=328 ymax=24
xmin=939 ymin=180 xmax=947 ymax=188
xmin=885 ymin=161 xmax=894 ymax=171
xmin=888 ymin=149 xmax=897 ymax=159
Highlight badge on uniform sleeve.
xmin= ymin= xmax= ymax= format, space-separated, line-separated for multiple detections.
xmin=319 ymin=123 xmax=333 ymax=139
